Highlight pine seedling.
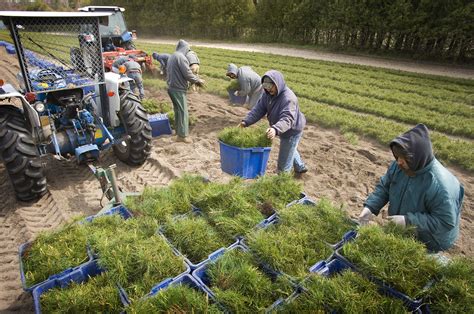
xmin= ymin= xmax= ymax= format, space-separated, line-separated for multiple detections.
xmin=128 ymin=284 xmax=223 ymax=313
xmin=195 ymin=179 xmax=265 ymax=241
xmin=218 ymin=124 xmax=272 ymax=148
xmin=382 ymin=221 xmax=417 ymax=239
xmin=141 ymin=98 xmax=171 ymax=114
xmin=162 ymin=215 xmax=229 ymax=264
xmin=341 ymin=225 xmax=441 ymax=297
xmin=40 ymin=272 xmax=123 ymax=313
xmin=207 ymin=249 xmax=294 ymax=312
xmin=124 ymin=174 xmax=210 ymax=221
xmin=425 ymin=256 xmax=474 ymax=313
xmin=279 ymin=271 xmax=406 ymax=313
xmin=247 ymin=200 xmax=355 ymax=279
xmin=88 ymin=216 xmax=186 ymax=302
xmin=226 ymin=80 xmax=240 ymax=92
xmin=23 ymin=217 xmax=89 ymax=287
xmin=245 ymin=172 xmax=303 ymax=214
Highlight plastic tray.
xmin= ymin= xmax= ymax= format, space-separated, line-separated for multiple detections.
xmin=148 ymin=113 xmax=172 ymax=137
xmin=219 ymin=140 xmax=271 ymax=179
xmin=228 ymin=89 xmax=247 ymax=105
xmin=31 ymin=259 xmax=105 ymax=314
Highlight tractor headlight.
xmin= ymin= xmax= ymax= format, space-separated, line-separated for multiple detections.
xmin=34 ymin=101 xmax=45 ymax=113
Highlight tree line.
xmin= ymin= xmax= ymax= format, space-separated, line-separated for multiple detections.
xmin=18 ymin=0 xmax=474 ymax=63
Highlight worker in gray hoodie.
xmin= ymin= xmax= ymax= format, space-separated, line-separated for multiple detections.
xmin=226 ymin=63 xmax=263 ymax=109
xmin=240 ymin=70 xmax=307 ymax=174
xmin=167 ymin=39 xmax=205 ymax=142
xmin=123 ymin=56 xmax=145 ymax=100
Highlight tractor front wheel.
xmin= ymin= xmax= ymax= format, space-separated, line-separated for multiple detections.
xmin=0 ymin=106 xmax=47 ymax=201
xmin=113 ymin=93 xmax=152 ymax=165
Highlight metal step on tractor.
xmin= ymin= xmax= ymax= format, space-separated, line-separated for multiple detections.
xmin=78 ymin=6 xmax=156 ymax=74
xmin=0 ymin=11 xmax=152 ymax=203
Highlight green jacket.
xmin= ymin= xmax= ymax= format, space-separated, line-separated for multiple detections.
xmin=365 ymin=124 xmax=464 ymax=252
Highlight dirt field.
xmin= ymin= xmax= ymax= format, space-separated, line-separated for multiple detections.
xmin=0 ymin=49 xmax=472 ymax=312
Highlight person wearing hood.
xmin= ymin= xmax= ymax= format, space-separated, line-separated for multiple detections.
xmin=186 ymin=50 xmax=201 ymax=92
xmin=359 ymin=124 xmax=464 ymax=252
xmin=152 ymin=52 xmax=170 ymax=76
xmin=239 ymin=70 xmax=307 ymax=174
xmin=226 ymin=63 xmax=263 ymax=109
xmin=122 ymin=55 xmax=145 ymax=100
xmin=166 ymin=39 xmax=205 ymax=142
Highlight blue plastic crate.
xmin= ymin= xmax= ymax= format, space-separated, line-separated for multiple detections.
xmin=148 ymin=113 xmax=172 ymax=137
xmin=118 ymin=232 xmax=191 ymax=305
xmin=228 ymin=89 xmax=247 ymax=105
xmin=192 ymin=244 xmax=297 ymax=311
xmin=83 ymin=204 xmax=133 ymax=223
xmin=31 ymin=259 xmax=105 ymax=314
xmin=327 ymin=253 xmax=427 ymax=313
xmin=219 ymin=140 xmax=271 ymax=179
xmin=5 ymin=44 xmax=15 ymax=54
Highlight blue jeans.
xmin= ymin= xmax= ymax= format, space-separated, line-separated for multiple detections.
xmin=278 ymin=132 xmax=305 ymax=173
xmin=128 ymin=72 xmax=145 ymax=99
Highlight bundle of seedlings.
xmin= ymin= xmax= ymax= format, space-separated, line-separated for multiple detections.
xmin=226 ymin=80 xmax=240 ymax=92
xmin=382 ymin=221 xmax=418 ymax=239
xmin=141 ymin=98 xmax=172 ymax=115
xmin=246 ymin=199 xmax=355 ymax=279
xmin=127 ymin=284 xmax=223 ymax=313
xmin=245 ymin=173 xmax=303 ymax=214
xmin=88 ymin=216 xmax=187 ymax=302
xmin=206 ymin=248 xmax=295 ymax=312
xmin=341 ymin=225 xmax=441 ymax=298
xmin=124 ymin=174 xmax=210 ymax=222
xmin=40 ymin=272 xmax=123 ymax=313
xmin=23 ymin=217 xmax=89 ymax=287
xmin=194 ymin=178 xmax=265 ymax=242
xmin=278 ymin=270 xmax=406 ymax=313
xmin=161 ymin=214 xmax=231 ymax=264
xmin=218 ymin=124 xmax=272 ymax=148
xmin=424 ymin=256 xmax=474 ymax=313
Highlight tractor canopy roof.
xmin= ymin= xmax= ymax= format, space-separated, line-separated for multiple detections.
xmin=79 ymin=6 xmax=125 ymax=13
xmin=0 ymin=11 xmax=111 ymax=18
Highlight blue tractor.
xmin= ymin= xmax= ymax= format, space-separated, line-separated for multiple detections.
xmin=0 ymin=11 xmax=152 ymax=202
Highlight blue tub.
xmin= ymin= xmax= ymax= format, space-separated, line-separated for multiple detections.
xmin=219 ymin=140 xmax=271 ymax=179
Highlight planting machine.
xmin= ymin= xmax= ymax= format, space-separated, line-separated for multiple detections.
xmin=78 ymin=6 xmax=155 ymax=74
xmin=0 ymin=11 xmax=152 ymax=202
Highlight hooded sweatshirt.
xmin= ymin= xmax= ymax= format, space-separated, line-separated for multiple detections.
xmin=364 ymin=124 xmax=464 ymax=252
xmin=227 ymin=64 xmax=261 ymax=97
xmin=166 ymin=39 xmax=200 ymax=92
xmin=243 ymin=70 xmax=306 ymax=138
xmin=186 ymin=50 xmax=200 ymax=65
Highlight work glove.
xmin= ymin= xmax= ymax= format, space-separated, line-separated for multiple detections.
xmin=238 ymin=121 xmax=246 ymax=128
xmin=234 ymin=90 xmax=239 ymax=96
xmin=196 ymin=79 xmax=206 ymax=88
xmin=388 ymin=215 xmax=406 ymax=227
xmin=358 ymin=207 xmax=374 ymax=226
xmin=266 ymin=127 xmax=276 ymax=140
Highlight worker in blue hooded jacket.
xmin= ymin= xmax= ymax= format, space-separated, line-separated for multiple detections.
xmin=166 ymin=39 xmax=205 ymax=142
xmin=240 ymin=70 xmax=307 ymax=174
xmin=359 ymin=124 xmax=464 ymax=252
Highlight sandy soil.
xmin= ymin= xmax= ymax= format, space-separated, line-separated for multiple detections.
xmin=142 ymin=37 xmax=474 ymax=79
xmin=0 ymin=49 xmax=472 ymax=312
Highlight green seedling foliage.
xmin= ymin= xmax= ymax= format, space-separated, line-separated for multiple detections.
xmin=88 ymin=216 xmax=186 ymax=301
xmin=162 ymin=215 xmax=229 ymax=263
xmin=247 ymin=199 xmax=355 ymax=279
xmin=246 ymin=172 xmax=303 ymax=213
xmin=128 ymin=284 xmax=222 ymax=313
xmin=425 ymin=256 xmax=474 ymax=313
xmin=40 ymin=272 xmax=123 ymax=313
xmin=382 ymin=221 xmax=417 ymax=239
xmin=218 ymin=125 xmax=272 ymax=148
xmin=207 ymin=249 xmax=294 ymax=312
xmin=141 ymin=98 xmax=172 ymax=114
xmin=194 ymin=178 xmax=265 ymax=242
xmin=226 ymin=80 xmax=240 ymax=91
xmin=124 ymin=174 xmax=210 ymax=222
xmin=341 ymin=225 xmax=441 ymax=297
xmin=279 ymin=270 xmax=406 ymax=313
xmin=23 ymin=217 xmax=89 ymax=287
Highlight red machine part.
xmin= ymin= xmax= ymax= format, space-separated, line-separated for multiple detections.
xmin=102 ymin=49 xmax=155 ymax=73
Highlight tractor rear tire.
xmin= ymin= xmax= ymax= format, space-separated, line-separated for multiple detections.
xmin=0 ymin=106 xmax=47 ymax=201
xmin=113 ymin=93 xmax=152 ymax=165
